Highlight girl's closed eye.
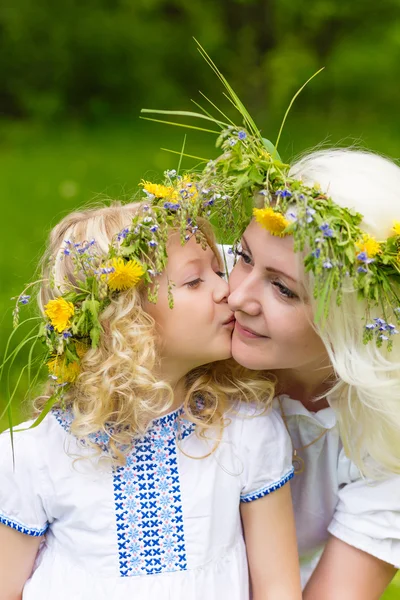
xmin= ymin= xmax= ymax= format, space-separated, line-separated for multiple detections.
xmin=186 ymin=278 xmax=203 ymax=289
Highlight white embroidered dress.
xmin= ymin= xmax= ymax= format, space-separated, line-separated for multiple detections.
xmin=0 ymin=405 xmax=293 ymax=599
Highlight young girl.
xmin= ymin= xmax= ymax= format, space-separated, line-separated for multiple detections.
xmin=0 ymin=188 xmax=301 ymax=599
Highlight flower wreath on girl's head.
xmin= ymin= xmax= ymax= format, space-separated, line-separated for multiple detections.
xmin=4 ymin=175 xmax=214 ymax=430
xmin=142 ymin=40 xmax=400 ymax=352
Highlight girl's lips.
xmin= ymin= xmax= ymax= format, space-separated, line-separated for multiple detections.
xmin=222 ymin=315 xmax=236 ymax=328
xmin=235 ymin=320 xmax=268 ymax=339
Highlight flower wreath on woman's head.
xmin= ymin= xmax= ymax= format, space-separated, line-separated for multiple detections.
xmin=142 ymin=41 xmax=400 ymax=352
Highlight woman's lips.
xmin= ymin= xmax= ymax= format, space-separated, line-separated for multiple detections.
xmin=234 ymin=320 xmax=268 ymax=339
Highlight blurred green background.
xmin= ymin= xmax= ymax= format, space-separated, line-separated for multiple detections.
xmin=1 ymin=1 xmax=400 ymax=595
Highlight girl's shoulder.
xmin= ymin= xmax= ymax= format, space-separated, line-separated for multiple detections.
xmin=225 ymin=402 xmax=288 ymax=440
xmin=0 ymin=409 xmax=74 ymax=466
xmin=223 ymin=404 xmax=295 ymax=503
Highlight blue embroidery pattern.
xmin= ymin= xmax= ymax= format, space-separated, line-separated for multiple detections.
xmin=52 ymin=406 xmax=195 ymax=577
xmin=52 ymin=409 xmax=112 ymax=453
xmin=240 ymin=467 xmax=295 ymax=503
xmin=113 ymin=409 xmax=194 ymax=577
xmin=0 ymin=513 xmax=48 ymax=537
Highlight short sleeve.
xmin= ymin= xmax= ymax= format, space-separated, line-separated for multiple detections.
xmin=328 ymin=471 xmax=400 ymax=567
xmin=0 ymin=422 xmax=49 ymax=537
xmin=239 ymin=407 xmax=294 ymax=503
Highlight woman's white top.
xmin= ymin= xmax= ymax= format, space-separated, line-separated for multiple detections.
xmin=218 ymin=244 xmax=400 ymax=586
xmin=0 ymin=405 xmax=293 ymax=600
xmin=276 ymin=394 xmax=400 ymax=587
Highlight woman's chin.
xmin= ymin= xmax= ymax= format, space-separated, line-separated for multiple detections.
xmin=231 ymin=337 xmax=270 ymax=370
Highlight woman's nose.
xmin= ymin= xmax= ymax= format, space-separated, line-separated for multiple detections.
xmin=228 ymin=269 xmax=261 ymax=316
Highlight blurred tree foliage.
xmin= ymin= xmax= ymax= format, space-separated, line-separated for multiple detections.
xmin=1 ymin=0 xmax=400 ymax=123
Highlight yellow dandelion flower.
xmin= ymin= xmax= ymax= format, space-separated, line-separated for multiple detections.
xmin=355 ymin=234 xmax=381 ymax=258
xmin=47 ymin=356 xmax=80 ymax=383
xmin=140 ymin=180 xmax=174 ymax=199
xmin=253 ymin=207 xmax=290 ymax=237
xmin=44 ymin=297 xmax=75 ymax=332
xmin=107 ymin=257 xmax=145 ymax=291
xmin=392 ymin=221 xmax=400 ymax=236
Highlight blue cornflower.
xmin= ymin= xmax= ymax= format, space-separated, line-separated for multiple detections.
xmin=323 ymin=260 xmax=333 ymax=269
xmin=306 ymin=207 xmax=316 ymax=223
xmin=238 ymin=131 xmax=247 ymax=140
xmin=150 ymin=225 xmax=159 ymax=233
xmin=62 ymin=330 xmax=72 ymax=339
xmin=184 ymin=235 xmax=190 ymax=241
xmin=228 ymin=247 xmax=234 ymax=255
xmin=374 ymin=318 xmax=386 ymax=326
xmin=19 ymin=294 xmax=31 ymax=305
xmin=117 ymin=227 xmax=130 ymax=241
xmin=357 ymin=266 xmax=368 ymax=274
xmin=320 ymin=223 xmax=334 ymax=238
xmin=63 ymin=248 xmax=71 ymax=256
xmin=143 ymin=204 xmax=150 ymax=211
xmin=149 ymin=240 xmax=158 ymax=248
xmin=312 ymin=248 xmax=321 ymax=259
xmin=165 ymin=169 xmax=177 ymax=178
xmin=46 ymin=324 xmax=55 ymax=332
xmin=379 ymin=334 xmax=389 ymax=341
xmin=276 ymin=189 xmax=292 ymax=199
xmin=365 ymin=323 xmax=376 ymax=330
xmin=163 ymin=202 xmax=180 ymax=211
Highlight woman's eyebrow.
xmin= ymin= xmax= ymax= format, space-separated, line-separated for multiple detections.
xmin=242 ymin=235 xmax=298 ymax=283
xmin=241 ymin=235 xmax=253 ymax=255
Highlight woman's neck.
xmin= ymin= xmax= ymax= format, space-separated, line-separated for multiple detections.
xmin=274 ymin=365 xmax=335 ymax=412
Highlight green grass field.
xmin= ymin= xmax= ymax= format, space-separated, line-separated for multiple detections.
xmin=0 ymin=117 xmax=400 ymax=597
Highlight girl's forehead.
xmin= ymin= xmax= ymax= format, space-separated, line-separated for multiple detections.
xmin=167 ymin=234 xmax=218 ymax=268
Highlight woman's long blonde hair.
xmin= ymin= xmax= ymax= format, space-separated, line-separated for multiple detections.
xmin=290 ymin=149 xmax=400 ymax=478
xmin=36 ymin=201 xmax=274 ymax=464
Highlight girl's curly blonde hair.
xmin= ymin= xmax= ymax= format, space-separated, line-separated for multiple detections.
xmin=35 ymin=201 xmax=274 ymax=464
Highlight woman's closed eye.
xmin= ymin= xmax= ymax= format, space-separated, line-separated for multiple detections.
xmin=272 ymin=280 xmax=298 ymax=299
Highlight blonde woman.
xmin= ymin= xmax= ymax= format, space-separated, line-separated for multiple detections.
xmin=0 ymin=197 xmax=301 ymax=599
xmin=224 ymin=148 xmax=400 ymax=599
